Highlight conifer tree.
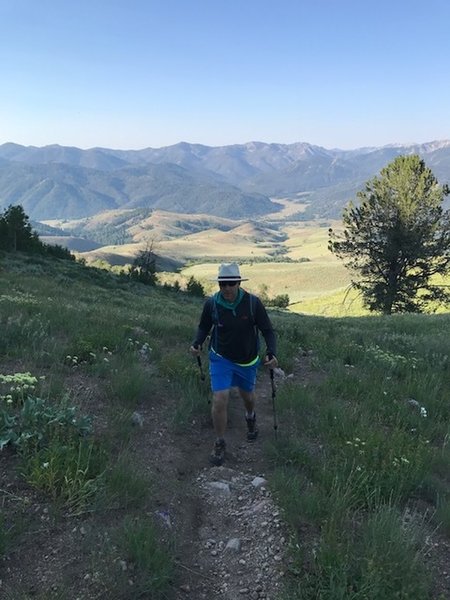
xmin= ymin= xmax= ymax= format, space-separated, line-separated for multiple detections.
xmin=328 ymin=155 xmax=450 ymax=314
xmin=0 ymin=204 xmax=40 ymax=252
xmin=186 ymin=275 xmax=205 ymax=297
xmin=129 ymin=242 xmax=157 ymax=285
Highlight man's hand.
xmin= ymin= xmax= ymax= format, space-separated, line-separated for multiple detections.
xmin=189 ymin=344 xmax=201 ymax=356
xmin=264 ymin=354 xmax=278 ymax=369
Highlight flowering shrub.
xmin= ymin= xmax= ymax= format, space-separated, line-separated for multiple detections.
xmin=126 ymin=338 xmax=153 ymax=361
xmin=364 ymin=344 xmax=418 ymax=371
xmin=0 ymin=372 xmax=42 ymax=406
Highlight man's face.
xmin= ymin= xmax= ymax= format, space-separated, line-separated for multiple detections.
xmin=219 ymin=281 xmax=240 ymax=301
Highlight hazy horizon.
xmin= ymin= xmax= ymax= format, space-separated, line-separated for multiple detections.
xmin=2 ymin=138 xmax=450 ymax=153
xmin=2 ymin=0 xmax=450 ymax=150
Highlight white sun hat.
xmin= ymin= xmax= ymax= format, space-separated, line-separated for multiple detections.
xmin=213 ymin=262 xmax=249 ymax=282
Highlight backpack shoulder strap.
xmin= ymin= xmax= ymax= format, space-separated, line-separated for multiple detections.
xmin=248 ymin=292 xmax=257 ymax=325
xmin=210 ymin=292 xmax=219 ymax=324
xmin=209 ymin=293 xmax=220 ymax=351
xmin=247 ymin=292 xmax=260 ymax=354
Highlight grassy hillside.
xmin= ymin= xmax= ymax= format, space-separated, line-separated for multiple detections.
xmin=40 ymin=211 xmax=450 ymax=317
xmin=0 ymin=251 xmax=205 ymax=597
xmin=0 ymin=251 xmax=449 ymax=597
xmin=44 ymin=208 xmax=238 ymax=243
xmin=179 ymin=260 xmax=349 ymax=302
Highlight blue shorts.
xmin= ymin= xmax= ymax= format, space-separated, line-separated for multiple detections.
xmin=209 ymin=351 xmax=260 ymax=392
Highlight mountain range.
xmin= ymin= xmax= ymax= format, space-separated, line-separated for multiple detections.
xmin=1 ymin=140 xmax=449 ymax=221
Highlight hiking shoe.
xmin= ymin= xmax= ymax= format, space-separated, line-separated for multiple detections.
xmin=210 ymin=438 xmax=226 ymax=466
xmin=246 ymin=413 xmax=258 ymax=442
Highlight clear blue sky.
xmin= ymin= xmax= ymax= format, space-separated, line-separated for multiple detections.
xmin=1 ymin=0 xmax=450 ymax=150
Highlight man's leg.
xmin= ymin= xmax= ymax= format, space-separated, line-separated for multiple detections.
xmin=208 ymin=352 xmax=233 ymax=465
xmin=212 ymin=389 xmax=230 ymax=438
xmin=239 ymin=388 xmax=258 ymax=441
xmin=238 ymin=388 xmax=256 ymax=414
xmin=209 ymin=389 xmax=229 ymax=465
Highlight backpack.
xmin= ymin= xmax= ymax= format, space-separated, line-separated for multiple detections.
xmin=210 ymin=292 xmax=259 ymax=353
xmin=210 ymin=291 xmax=257 ymax=325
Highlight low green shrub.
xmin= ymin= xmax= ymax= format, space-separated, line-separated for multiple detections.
xmin=21 ymin=438 xmax=107 ymax=514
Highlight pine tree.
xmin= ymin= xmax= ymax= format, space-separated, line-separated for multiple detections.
xmin=0 ymin=205 xmax=40 ymax=252
xmin=129 ymin=242 xmax=157 ymax=285
xmin=329 ymin=155 xmax=450 ymax=314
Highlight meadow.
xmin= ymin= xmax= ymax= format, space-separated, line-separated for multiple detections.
xmin=152 ymin=217 xmax=449 ymax=317
xmin=48 ymin=204 xmax=450 ymax=318
xmin=49 ymin=206 xmax=356 ymax=316
xmin=133 ymin=217 xmax=358 ymax=315
xmin=160 ymin=231 xmax=370 ymax=317
xmin=0 ymin=250 xmax=449 ymax=598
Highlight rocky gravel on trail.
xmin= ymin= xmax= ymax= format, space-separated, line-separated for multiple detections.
xmin=174 ymin=465 xmax=288 ymax=599
xmin=168 ymin=367 xmax=298 ymax=599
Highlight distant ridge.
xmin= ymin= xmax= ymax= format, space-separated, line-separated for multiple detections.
xmin=0 ymin=140 xmax=449 ymax=221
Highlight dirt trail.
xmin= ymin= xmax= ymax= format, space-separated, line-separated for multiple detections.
xmin=0 ymin=359 xmax=302 ymax=599
xmin=131 ymin=361 xmax=298 ymax=600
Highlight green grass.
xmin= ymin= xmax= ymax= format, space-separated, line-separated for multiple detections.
xmin=97 ymin=451 xmax=152 ymax=510
xmin=1 ymin=249 xmax=449 ymax=598
xmin=115 ymin=516 xmax=174 ymax=598
xmin=271 ymin=310 xmax=449 ymax=598
xmin=21 ymin=437 xmax=107 ymax=515
xmin=285 ymin=504 xmax=430 ymax=600
xmin=0 ymin=252 xmax=197 ymax=595
xmin=0 ymin=512 xmax=13 ymax=557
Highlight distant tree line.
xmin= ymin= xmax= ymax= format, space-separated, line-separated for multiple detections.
xmin=69 ymin=223 xmax=134 ymax=246
xmin=0 ymin=204 xmax=75 ymax=260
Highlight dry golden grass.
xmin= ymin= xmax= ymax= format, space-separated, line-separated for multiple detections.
xmin=156 ymin=228 xmax=275 ymax=260
xmin=281 ymin=221 xmax=342 ymax=261
xmin=81 ymin=243 xmax=142 ymax=261
xmin=67 ymin=209 xmax=448 ymax=317
xmin=42 ymin=208 xmax=138 ymax=231
xmin=261 ymin=197 xmax=310 ymax=218
xmin=128 ymin=210 xmax=237 ymax=242
xmin=77 ymin=217 xmax=356 ymax=313
xmin=181 ymin=260 xmax=351 ymax=303
xmin=291 ymin=287 xmax=366 ymax=316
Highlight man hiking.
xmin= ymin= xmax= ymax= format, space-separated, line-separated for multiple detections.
xmin=190 ymin=262 xmax=278 ymax=466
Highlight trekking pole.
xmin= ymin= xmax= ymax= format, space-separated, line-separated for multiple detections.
xmin=193 ymin=344 xmax=210 ymax=404
xmin=197 ymin=356 xmax=206 ymax=381
xmin=268 ymin=354 xmax=278 ymax=439
xmin=193 ymin=344 xmax=205 ymax=381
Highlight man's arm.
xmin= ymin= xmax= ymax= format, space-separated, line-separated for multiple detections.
xmin=254 ymin=297 xmax=277 ymax=361
xmin=191 ymin=297 xmax=214 ymax=351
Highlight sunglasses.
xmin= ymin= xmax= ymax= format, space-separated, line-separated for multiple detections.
xmin=219 ymin=281 xmax=239 ymax=287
